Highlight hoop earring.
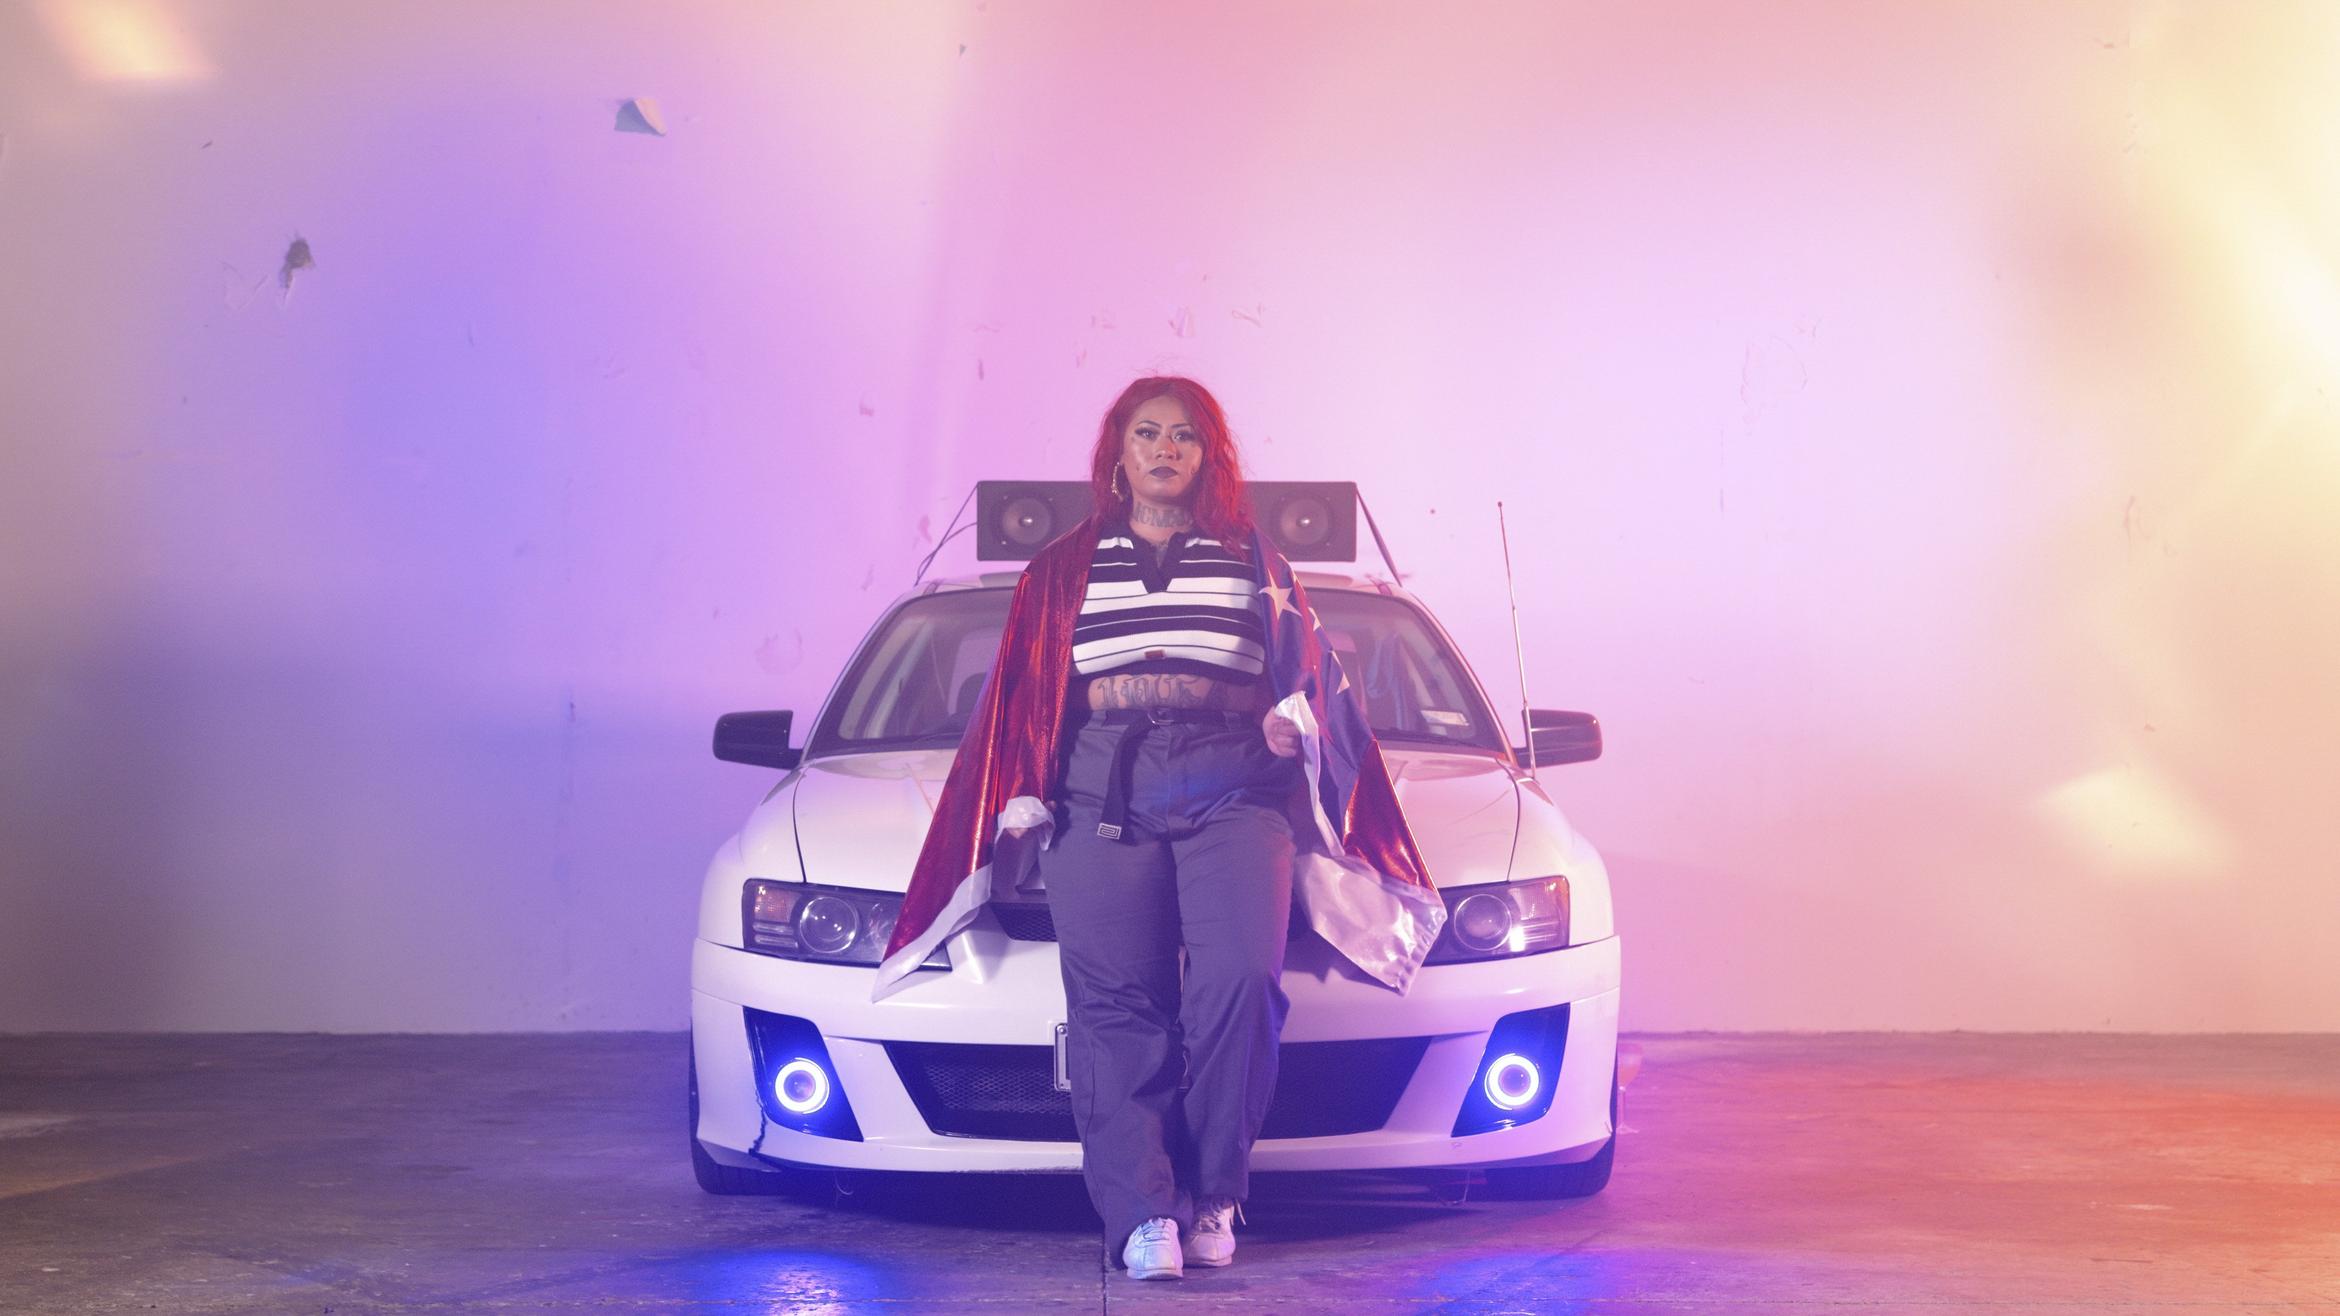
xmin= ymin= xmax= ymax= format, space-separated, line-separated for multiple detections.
xmin=1111 ymin=465 xmax=1125 ymax=499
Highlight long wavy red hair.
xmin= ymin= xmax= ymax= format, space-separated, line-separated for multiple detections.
xmin=1086 ymin=376 xmax=1257 ymax=555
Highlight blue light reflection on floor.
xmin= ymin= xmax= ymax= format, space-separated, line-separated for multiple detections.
xmin=1404 ymin=1244 xmax=1844 ymax=1307
xmin=667 ymin=1248 xmax=893 ymax=1312
xmin=1403 ymin=1247 xmax=1604 ymax=1305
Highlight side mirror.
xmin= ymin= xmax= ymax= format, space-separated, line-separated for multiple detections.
xmin=1514 ymin=709 xmax=1600 ymax=767
xmin=714 ymin=710 xmax=802 ymax=770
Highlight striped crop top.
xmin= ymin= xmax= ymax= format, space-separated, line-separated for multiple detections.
xmin=1071 ymin=517 xmax=1267 ymax=682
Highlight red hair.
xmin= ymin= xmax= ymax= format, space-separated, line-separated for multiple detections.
xmin=1086 ymin=376 xmax=1257 ymax=555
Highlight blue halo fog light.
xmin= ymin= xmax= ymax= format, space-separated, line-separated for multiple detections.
xmin=773 ymin=1058 xmax=831 ymax=1115
xmin=1485 ymin=1053 xmax=1540 ymax=1111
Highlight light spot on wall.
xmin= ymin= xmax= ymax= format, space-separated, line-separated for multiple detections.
xmin=32 ymin=0 xmax=214 ymax=83
xmin=2039 ymin=762 xmax=2232 ymax=881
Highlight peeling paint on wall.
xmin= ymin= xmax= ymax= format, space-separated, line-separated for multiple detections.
xmin=221 ymin=264 xmax=256 ymax=310
xmin=753 ymin=630 xmax=803 ymax=675
xmin=615 ymin=97 xmax=666 ymax=136
xmin=277 ymin=236 xmax=314 ymax=302
xmin=1739 ymin=330 xmax=1810 ymax=411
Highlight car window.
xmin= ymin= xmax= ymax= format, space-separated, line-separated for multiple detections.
xmin=805 ymin=584 xmax=1501 ymax=757
xmin=1307 ymin=591 xmax=1500 ymax=750
xmin=814 ymin=590 xmax=1008 ymax=752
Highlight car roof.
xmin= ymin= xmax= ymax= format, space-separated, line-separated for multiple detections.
xmin=907 ymin=567 xmax=1411 ymax=604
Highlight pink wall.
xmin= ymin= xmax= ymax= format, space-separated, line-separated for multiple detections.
xmin=2 ymin=1 xmax=2333 ymax=1029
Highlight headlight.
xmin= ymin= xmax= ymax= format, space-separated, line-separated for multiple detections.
xmin=1423 ymin=876 xmax=1569 ymax=964
xmin=741 ymin=880 xmax=949 ymax=969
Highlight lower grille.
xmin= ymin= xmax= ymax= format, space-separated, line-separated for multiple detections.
xmin=991 ymin=903 xmax=1057 ymax=942
xmin=884 ymin=1036 xmax=1430 ymax=1141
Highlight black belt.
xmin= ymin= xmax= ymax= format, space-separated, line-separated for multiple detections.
xmin=1088 ymin=707 xmax=1256 ymax=842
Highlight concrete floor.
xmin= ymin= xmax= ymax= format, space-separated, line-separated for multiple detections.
xmin=2 ymin=1034 xmax=2335 ymax=1314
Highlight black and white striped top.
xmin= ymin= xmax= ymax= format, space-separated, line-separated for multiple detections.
xmin=1071 ymin=517 xmax=1267 ymax=681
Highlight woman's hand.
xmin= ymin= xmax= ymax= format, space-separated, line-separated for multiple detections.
xmin=1261 ymin=707 xmax=1303 ymax=758
xmin=999 ymin=796 xmax=1052 ymax=842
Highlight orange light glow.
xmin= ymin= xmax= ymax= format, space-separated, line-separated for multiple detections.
xmin=34 ymin=0 xmax=213 ymax=84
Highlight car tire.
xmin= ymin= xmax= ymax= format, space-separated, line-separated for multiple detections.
xmin=687 ymin=1032 xmax=829 ymax=1198
xmin=1481 ymin=1055 xmax=1619 ymax=1200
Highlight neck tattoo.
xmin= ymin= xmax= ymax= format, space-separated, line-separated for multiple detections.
xmin=1130 ymin=501 xmax=1193 ymax=531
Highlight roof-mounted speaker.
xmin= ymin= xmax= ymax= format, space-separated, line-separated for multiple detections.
xmin=973 ymin=480 xmax=1359 ymax=562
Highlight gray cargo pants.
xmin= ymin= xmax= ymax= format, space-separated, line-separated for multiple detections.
xmin=1041 ymin=709 xmax=1301 ymax=1257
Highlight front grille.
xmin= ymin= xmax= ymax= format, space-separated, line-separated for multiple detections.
xmin=885 ymin=1036 xmax=1430 ymax=1141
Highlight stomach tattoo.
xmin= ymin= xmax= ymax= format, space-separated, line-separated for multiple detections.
xmin=1082 ymin=671 xmax=1267 ymax=713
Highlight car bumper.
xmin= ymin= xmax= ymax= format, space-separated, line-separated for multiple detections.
xmin=690 ymin=926 xmax=1621 ymax=1175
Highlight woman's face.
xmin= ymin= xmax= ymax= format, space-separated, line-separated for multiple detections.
xmin=1119 ymin=395 xmax=1204 ymax=505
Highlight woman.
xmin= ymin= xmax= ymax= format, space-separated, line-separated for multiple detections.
xmin=876 ymin=376 xmax=1446 ymax=1281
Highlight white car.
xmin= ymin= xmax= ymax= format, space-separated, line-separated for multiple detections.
xmin=688 ymin=565 xmax=1621 ymax=1199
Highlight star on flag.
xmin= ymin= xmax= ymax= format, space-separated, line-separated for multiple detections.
xmin=1259 ymin=579 xmax=1300 ymax=624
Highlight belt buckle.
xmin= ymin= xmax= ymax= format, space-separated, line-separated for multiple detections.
xmin=1146 ymin=705 xmax=1177 ymax=725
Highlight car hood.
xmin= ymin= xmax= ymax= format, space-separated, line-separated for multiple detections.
xmin=748 ymin=745 xmax=1526 ymax=895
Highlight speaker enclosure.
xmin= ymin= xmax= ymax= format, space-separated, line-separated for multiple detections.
xmin=974 ymin=482 xmax=1095 ymax=561
xmin=1249 ymin=481 xmax=1357 ymax=562
xmin=973 ymin=479 xmax=1358 ymax=562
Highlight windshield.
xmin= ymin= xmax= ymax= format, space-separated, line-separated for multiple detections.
xmin=804 ymin=585 xmax=1505 ymax=758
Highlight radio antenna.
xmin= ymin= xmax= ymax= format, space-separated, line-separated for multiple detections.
xmin=1354 ymin=488 xmax=1404 ymax=584
xmin=1497 ymin=501 xmax=1537 ymax=777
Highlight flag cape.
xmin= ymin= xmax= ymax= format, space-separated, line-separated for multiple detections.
xmin=873 ymin=511 xmax=1446 ymax=1000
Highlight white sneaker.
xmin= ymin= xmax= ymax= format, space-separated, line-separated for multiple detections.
xmin=1123 ymin=1216 xmax=1183 ymax=1280
xmin=1185 ymin=1196 xmax=1240 ymax=1268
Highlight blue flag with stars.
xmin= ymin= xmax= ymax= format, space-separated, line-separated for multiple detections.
xmin=1247 ymin=525 xmax=1446 ymax=990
